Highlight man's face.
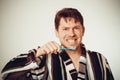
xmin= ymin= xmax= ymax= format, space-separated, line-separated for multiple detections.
xmin=55 ymin=17 xmax=84 ymax=48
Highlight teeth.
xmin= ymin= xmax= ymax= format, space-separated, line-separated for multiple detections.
xmin=68 ymin=40 xmax=75 ymax=43
xmin=67 ymin=40 xmax=76 ymax=45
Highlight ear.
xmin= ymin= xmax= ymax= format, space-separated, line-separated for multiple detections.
xmin=54 ymin=29 xmax=59 ymax=38
xmin=82 ymin=26 xmax=85 ymax=36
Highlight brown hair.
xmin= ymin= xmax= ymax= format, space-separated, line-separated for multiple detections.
xmin=55 ymin=8 xmax=84 ymax=30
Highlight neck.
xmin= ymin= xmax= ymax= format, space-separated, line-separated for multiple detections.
xmin=66 ymin=46 xmax=82 ymax=58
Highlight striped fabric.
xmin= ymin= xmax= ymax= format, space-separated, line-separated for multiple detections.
xmin=1 ymin=44 xmax=114 ymax=80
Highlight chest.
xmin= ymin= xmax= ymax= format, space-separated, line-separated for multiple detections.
xmin=71 ymin=57 xmax=80 ymax=72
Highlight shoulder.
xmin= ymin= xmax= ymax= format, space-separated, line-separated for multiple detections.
xmin=87 ymin=50 xmax=107 ymax=61
xmin=86 ymin=50 xmax=109 ymax=70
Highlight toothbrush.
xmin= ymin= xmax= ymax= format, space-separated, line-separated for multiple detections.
xmin=60 ymin=47 xmax=76 ymax=51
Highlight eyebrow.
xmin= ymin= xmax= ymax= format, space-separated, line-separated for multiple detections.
xmin=60 ymin=26 xmax=70 ymax=29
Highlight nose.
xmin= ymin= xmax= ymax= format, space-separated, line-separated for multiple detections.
xmin=69 ymin=29 xmax=75 ymax=36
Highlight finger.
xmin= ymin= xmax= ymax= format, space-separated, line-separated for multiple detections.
xmin=45 ymin=42 xmax=55 ymax=53
xmin=49 ymin=41 xmax=61 ymax=54
xmin=43 ymin=44 xmax=51 ymax=54
xmin=49 ymin=41 xmax=59 ymax=53
xmin=52 ymin=41 xmax=61 ymax=52
xmin=35 ymin=48 xmax=46 ymax=57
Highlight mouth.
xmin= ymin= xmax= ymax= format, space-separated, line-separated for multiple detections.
xmin=66 ymin=39 xmax=77 ymax=46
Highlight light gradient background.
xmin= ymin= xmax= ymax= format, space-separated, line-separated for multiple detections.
xmin=0 ymin=0 xmax=120 ymax=80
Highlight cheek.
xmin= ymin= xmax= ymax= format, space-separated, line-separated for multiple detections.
xmin=60 ymin=33 xmax=66 ymax=39
xmin=78 ymin=29 xmax=84 ymax=37
xmin=76 ymin=31 xmax=83 ymax=37
xmin=57 ymin=32 xmax=65 ymax=39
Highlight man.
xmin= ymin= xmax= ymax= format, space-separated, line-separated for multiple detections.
xmin=1 ymin=8 xmax=114 ymax=80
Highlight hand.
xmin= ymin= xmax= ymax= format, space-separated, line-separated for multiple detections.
xmin=35 ymin=41 xmax=61 ymax=57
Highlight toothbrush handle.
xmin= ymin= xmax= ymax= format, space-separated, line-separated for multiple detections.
xmin=60 ymin=47 xmax=76 ymax=51
xmin=60 ymin=48 xmax=69 ymax=50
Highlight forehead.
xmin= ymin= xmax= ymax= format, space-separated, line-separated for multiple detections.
xmin=59 ymin=17 xmax=81 ymax=26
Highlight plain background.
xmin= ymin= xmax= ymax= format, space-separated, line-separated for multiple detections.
xmin=0 ymin=0 xmax=120 ymax=80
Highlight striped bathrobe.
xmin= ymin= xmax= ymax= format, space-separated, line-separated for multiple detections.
xmin=1 ymin=44 xmax=114 ymax=80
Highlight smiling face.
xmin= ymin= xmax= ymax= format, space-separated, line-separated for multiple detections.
xmin=55 ymin=17 xmax=85 ymax=49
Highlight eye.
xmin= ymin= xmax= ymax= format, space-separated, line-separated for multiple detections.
xmin=74 ymin=26 xmax=80 ymax=30
xmin=62 ymin=27 xmax=69 ymax=31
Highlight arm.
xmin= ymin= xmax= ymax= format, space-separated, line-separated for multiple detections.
xmin=1 ymin=49 xmax=44 ymax=80
xmin=1 ymin=41 xmax=61 ymax=80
